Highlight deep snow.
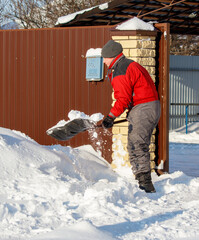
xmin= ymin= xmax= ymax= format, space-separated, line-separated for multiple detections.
xmin=0 ymin=112 xmax=199 ymax=240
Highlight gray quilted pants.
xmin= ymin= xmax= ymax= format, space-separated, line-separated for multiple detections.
xmin=127 ymin=100 xmax=161 ymax=175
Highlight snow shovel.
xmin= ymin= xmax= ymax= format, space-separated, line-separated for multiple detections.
xmin=46 ymin=118 xmax=127 ymax=141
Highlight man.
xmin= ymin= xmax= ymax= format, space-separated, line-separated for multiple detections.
xmin=101 ymin=40 xmax=161 ymax=193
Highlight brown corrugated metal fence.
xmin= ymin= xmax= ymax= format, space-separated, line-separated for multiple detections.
xmin=0 ymin=26 xmax=113 ymax=160
xmin=0 ymin=25 xmax=170 ymax=170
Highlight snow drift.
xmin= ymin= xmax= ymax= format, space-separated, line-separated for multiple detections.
xmin=0 ymin=125 xmax=199 ymax=240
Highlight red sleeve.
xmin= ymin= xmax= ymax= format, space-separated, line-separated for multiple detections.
xmin=109 ymin=74 xmax=132 ymax=117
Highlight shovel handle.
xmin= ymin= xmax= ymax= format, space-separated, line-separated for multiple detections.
xmin=97 ymin=118 xmax=127 ymax=128
xmin=113 ymin=119 xmax=127 ymax=125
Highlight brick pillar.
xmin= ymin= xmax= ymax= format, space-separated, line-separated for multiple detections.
xmin=110 ymin=31 xmax=158 ymax=173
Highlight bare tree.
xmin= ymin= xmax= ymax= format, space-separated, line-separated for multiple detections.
xmin=170 ymin=34 xmax=199 ymax=56
xmin=0 ymin=0 xmax=9 ymax=27
xmin=5 ymin=0 xmax=107 ymax=29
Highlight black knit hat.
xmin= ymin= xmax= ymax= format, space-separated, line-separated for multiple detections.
xmin=101 ymin=40 xmax=123 ymax=58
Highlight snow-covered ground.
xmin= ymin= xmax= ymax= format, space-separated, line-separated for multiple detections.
xmin=169 ymin=122 xmax=199 ymax=178
xmin=0 ymin=114 xmax=199 ymax=240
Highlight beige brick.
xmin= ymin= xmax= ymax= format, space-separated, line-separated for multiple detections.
xmin=123 ymin=49 xmax=130 ymax=57
xmin=112 ymin=100 xmax=116 ymax=107
xmin=142 ymin=40 xmax=156 ymax=49
xmin=123 ymin=153 xmax=129 ymax=161
xmin=113 ymin=134 xmax=127 ymax=144
xmin=149 ymin=143 xmax=156 ymax=152
xmin=119 ymin=111 xmax=128 ymax=118
xmin=113 ymin=151 xmax=125 ymax=159
xmin=120 ymin=127 xmax=128 ymax=135
xmin=123 ymin=160 xmax=131 ymax=167
xmin=150 ymin=161 xmax=156 ymax=170
xmin=111 ymin=152 xmax=115 ymax=159
xmin=150 ymin=134 xmax=156 ymax=143
xmin=122 ymin=161 xmax=130 ymax=167
xmin=152 ymin=128 xmax=157 ymax=134
xmin=112 ymin=135 xmax=122 ymax=142
xmin=145 ymin=66 xmax=156 ymax=75
xmin=123 ymin=157 xmax=128 ymax=163
xmin=150 ymin=75 xmax=156 ymax=82
xmin=123 ymin=145 xmax=128 ymax=152
xmin=120 ymin=40 xmax=142 ymax=48
xmin=134 ymin=57 xmax=156 ymax=66
xmin=111 ymin=162 xmax=117 ymax=169
xmin=124 ymin=160 xmax=131 ymax=168
xmin=129 ymin=36 xmax=156 ymax=40
xmin=124 ymin=143 xmax=128 ymax=150
xmin=114 ymin=121 xmax=129 ymax=127
xmin=112 ymin=36 xmax=129 ymax=40
xmin=112 ymin=127 xmax=120 ymax=134
xmin=130 ymin=49 xmax=156 ymax=57
xmin=150 ymin=152 xmax=156 ymax=161
xmin=124 ymin=146 xmax=128 ymax=154
xmin=121 ymin=135 xmax=128 ymax=144
xmin=112 ymin=144 xmax=118 ymax=152
xmin=114 ymin=152 xmax=121 ymax=158
xmin=112 ymin=142 xmax=122 ymax=151
xmin=112 ymin=92 xmax=115 ymax=100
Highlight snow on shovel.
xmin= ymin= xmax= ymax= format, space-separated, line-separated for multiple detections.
xmin=46 ymin=118 xmax=127 ymax=141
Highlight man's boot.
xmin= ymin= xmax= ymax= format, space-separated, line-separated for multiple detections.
xmin=135 ymin=171 xmax=156 ymax=193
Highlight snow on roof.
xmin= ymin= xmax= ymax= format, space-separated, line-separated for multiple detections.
xmin=116 ymin=17 xmax=155 ymax=31
xmin=98 ymin=2 xmax=108 ymax=10
xmin=56 ymin=7 xmax=94 ymax=25
xmin=55 ymin=3 xmax=109 ymax=26
xmin=56 ymin=3 xmax=155 ymax=31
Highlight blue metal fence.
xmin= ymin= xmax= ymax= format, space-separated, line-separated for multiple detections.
xmin=170 ymin=103 xmax=199 ymax=133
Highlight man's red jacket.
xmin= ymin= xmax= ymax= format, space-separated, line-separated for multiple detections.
xmin=107 ymin=53 xmax=159 ymax=118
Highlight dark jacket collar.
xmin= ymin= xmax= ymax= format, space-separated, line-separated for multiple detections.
xmin=108 ymin=53 xmax=124 ymax=70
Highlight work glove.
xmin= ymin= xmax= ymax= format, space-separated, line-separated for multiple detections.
xmin=102 ymin=115 xmax=115 ymax=129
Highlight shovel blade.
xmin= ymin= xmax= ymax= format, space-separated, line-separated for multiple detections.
xmin=46 ymin=118 xmax=96 ymax=141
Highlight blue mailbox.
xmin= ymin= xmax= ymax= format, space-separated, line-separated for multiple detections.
xmin=86 ymin=49 xmax=104 ymax=81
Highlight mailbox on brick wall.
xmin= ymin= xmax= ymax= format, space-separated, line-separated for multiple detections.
xmin=86 ymin=48 xmax=104 ymax=81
